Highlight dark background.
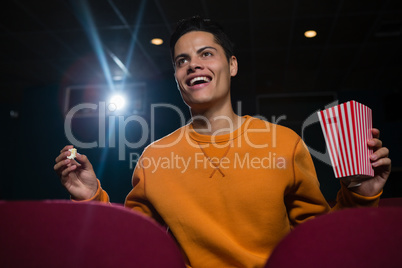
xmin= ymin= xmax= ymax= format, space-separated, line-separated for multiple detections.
xmin=1 ymin=0 xmax=401 ymax=203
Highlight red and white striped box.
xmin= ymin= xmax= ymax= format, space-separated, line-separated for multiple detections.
xmin=317 ymin=100 xmax=374 ymax=179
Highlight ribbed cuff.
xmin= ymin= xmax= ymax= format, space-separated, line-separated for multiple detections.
xmin=339 ymin=182 xmax=382 ymax=207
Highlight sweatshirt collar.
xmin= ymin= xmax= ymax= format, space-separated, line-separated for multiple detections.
xmin=187 ymin=115 xmax=252 ymax=143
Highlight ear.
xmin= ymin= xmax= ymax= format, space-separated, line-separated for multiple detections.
xmin=229 ymin=56 xmax=238 ymax=77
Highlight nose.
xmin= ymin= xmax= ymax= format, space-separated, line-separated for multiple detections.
xmin=187 ymin=58 xmax=203 ymax=74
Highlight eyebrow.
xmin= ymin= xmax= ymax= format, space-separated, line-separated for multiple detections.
xmin=174 ymin=46 xmax=218 ymax=63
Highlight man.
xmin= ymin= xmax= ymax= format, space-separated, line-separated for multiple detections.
xmin=55 ymin=17 xmax=391 ymax=267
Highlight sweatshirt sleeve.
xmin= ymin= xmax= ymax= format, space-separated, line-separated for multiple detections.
xmin=286 ymin=138 xmax=381 ymax=227
xmin=331 ymin=182 xmax=381 ymax=210
xmin=285 ymin=138 xmax=331 ymax=227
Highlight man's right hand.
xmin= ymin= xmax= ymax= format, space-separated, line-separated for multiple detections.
xmin=54 ymin=145 xmax=98 ymax=200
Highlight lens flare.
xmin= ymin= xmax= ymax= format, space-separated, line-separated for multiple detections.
xmin=109 ymin=94 xmax=126 ymax=111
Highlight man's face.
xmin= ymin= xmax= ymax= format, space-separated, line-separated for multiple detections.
xmin=173 ymin=31 xmax=238 ymax=110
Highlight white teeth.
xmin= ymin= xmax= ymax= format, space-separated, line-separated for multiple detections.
xmin=189 ymin=76 xmax=211 ymax=86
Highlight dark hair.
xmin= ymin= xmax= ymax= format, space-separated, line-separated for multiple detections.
xmin=170 ymin=16 xmax=235 ymax=64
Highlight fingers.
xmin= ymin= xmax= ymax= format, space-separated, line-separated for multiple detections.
xmin=369 ymin=145 xmax=391 ymax=173
xmin=54 ymin=158 xmax=74 ymax=176
xmin=368 ymin=138 xmax=382 ymax=150
xmin=55 ymin=151 xmax=69 ymax=163
xmin=54 ymin=158 xmax=69 ymax=172
xmin=371 ymin=156 xmax=392 ymax=169
xmin=370 ymin=146 xmax=389 ymax=159
xmin=370 ymin=146 xmax=390 ymax=165
xmin=368 ymin=129 xmax=381 ymax=150
xmin=371 ymin=128 xmax=380 ymax=139
xmin=60 ymin=145 xmax=74 ymax=153
xmin=61 ymin=163 xmax=78 ymax=177
xmin=366 ymin=130 xmax=391 ymax=174
xmin=54 ymin=146 xmax=81 ymax=176
xmin=55 ymin=146 xmax=82 ymax=164
xmin=75 ymin=153 xmax=91 ymax=169
xmin=55 ymin=145 xmax=74 ymax=163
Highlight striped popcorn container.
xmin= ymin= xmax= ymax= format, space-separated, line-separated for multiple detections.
xmin=317 ymin=100 xmax=374 ymax=178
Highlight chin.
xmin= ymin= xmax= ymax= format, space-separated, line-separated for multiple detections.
xmin=182 ymin=92 xmax=213 ymax=104
xmin=184 ymin=98 xmax=213 ymax=109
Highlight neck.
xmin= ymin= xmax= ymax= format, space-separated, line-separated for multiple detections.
xmin=190 ymin=101 xmax=244 ymax=136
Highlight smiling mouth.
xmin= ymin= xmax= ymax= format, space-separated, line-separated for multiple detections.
xmin=187 ymin=76 xmax=211 ymax=86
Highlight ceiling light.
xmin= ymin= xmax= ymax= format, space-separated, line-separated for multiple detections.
xmin=304 ymin=30 xmax=317 ymax=38
xmin=151 ymin=38 xmax=163 ymax=45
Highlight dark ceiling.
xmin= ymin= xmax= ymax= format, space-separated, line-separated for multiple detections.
xmin=1 ymin=0 xmax=402 ymax=105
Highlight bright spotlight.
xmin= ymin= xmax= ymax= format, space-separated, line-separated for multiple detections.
xmin=109 ymin=94 xmax=126 ymax=111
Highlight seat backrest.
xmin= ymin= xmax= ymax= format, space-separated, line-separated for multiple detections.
xmin=0 ymin=200 xmax=186 ymax=268
xmin=265 ymin=207 xmax=402 ymax=268
xmin=379 ymin=197 xmax=402 ymax=207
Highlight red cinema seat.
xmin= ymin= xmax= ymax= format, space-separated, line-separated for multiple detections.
xmin=379 ymin=197 xmax=402 ymax=207
xmin=265 ymin=207 xmax=402 ymax=268
xmin=0 ymin=200 xmax=186 ymax=268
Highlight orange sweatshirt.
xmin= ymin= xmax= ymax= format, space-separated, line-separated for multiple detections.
xmin=91 ymin=115 xmax=380 ymax=267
